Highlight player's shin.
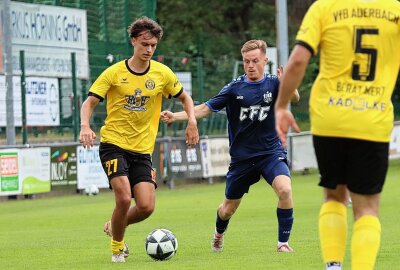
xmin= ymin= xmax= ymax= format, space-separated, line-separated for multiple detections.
xmin=319 ymin=201 xmax=347 ymax=265
xmin=351 ymin=215 xmax=381 ymax=270
xmin=215 ymin=209 xmax=230 ymax=234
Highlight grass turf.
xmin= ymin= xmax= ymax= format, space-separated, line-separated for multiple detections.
xmin=0 ymin=160 xmax=399 ymax=270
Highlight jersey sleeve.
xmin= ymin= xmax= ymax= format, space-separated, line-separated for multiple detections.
xmin=89 ymin=67 xmax=116 ymax=100
xmin=295 ymin=1 xmax=323 ymax=55
xmin=205 ymin=83 xmax=232 ymax=112
xmin=162 ymin=67 xmax=184 ymax=99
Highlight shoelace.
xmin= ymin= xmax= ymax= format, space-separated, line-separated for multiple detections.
xmin=213 ymin=235 xmax=223 ymax=247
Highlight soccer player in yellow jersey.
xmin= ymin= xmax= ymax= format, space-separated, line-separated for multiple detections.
xmin=275 ymin=0 xmax=400 ymax=270
xmin=79 ymin=16 xmax=199 ymax=263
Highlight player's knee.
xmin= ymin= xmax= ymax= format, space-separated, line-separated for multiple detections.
xmin=116 ymin=195 xmax=132 ymax=212
xmin=137 ymin=202 xmax=155 ymax=217
xmin=277 ymin=186 xmax=292 ymax=201
xmin=325 ymin=193 xmax=348 ymax=205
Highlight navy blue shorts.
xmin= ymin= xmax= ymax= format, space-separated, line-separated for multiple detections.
xmin=99 ymin=143 xmax=156 ymax=197
xmin=225 ymin=153 xmax=291 ymax=200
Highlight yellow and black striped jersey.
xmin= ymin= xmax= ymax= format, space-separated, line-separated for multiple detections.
xmin=89 ymin=59 xmax=183 ymax=154
xmin=296 ymin=0 xmax=400 ymax=142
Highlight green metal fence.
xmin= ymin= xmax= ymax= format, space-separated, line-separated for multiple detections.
xmin=4 ymin=1 xmax=399 ymax=145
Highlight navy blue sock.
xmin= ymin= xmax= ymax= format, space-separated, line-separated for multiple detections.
xmin=215 ymin=210 xmax=230 ymax=234
xmin=277 ymin=208 xmax=294 ymax=242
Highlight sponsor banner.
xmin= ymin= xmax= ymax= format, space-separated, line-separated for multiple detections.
xmin=0 ymin=149 xmax=21 ymax=196
xmin=25 ymin=77 xmax=60 ymax=126
xmin=0 ymin=76 xmax=22 ymax=126
xmin=389 ymin=123 xmax=400 ymax=159
xmin=167 ymin=139 xmax=203 ymax=178
xmin=19 ymin=147 xmax=51 ymax=194
xmin=50 ymin=146 xmax=77 ymax=187
xmin=77 ymin=146 xmax=108 ymax=189
xmin=0 ymin=76 xmax=60 ymax=126
xmin=0 ymin=2 xmax=89 ymax=79
xmin=200 ymin=138 xmax=230 ymax=178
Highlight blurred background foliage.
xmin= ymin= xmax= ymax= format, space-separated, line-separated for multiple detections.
xmin=4 ymin=0 xmax=400 ymax=139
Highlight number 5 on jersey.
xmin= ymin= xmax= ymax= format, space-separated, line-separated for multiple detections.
xmin=352 ymin=27 xmax=378 ymax=82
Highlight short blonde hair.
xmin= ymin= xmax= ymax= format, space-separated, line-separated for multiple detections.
xmin=241 ymin=40 xmax=267 ymax=54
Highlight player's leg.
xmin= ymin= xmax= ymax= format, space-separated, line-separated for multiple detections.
xmin=110 ymin=175 xmax=132 ymax=262
xmin=104 ymin=163 xmax=155 ymax=261
xmin=128 ymin=182 xmax=156 ymax=223
xmin=313 ymin=136 xmax=348 ymax=269
xmin=319 ymin=186 xmax=348 ymax=270
xmin=271 ymin=174 xmax=294 ymax=252
xmin=212 ymin=198 xmax=242 ymax=252
xmin=99 ymin=143 xmax=131 ymax=262
xmin=216 ymin=198 xmax=242 ymax=232
xmin=350 ymin=192 xmax=381 ymax=270
xmin=104 ymin=168 xmax=156 ymax=236
xmin=126 ymin=154 xmax=156 ymax=225
xmin=212 ymin=159 xmax=258 ymax=252
xmin=261 ymin=153 xmax=294 ymax=252
xmin=347 ymin=139 xmax=388 ymax=270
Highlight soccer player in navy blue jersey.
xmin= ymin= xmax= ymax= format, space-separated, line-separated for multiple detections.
xmin=161 ymin=40 xmax=299 ymax=252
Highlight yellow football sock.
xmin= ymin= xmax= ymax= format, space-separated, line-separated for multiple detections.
xmin=319 ymin=201 xmax=347 ymax=264
xmin=111 ymin=239 xmax=125 ymax=254
xmin=351 ymin=215 xmax=381 ymax=270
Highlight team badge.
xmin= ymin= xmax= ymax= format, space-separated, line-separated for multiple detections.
xmin=145 ymin=79 xmax=155 ymax=90
xmin=124 ymin=89 xmax=150 ymax=111
xmin=263 ymin=92 xmax=273 ymax=103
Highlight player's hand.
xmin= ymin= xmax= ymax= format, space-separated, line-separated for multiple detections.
xmin=275 ymin=108 xmax=300 ymax=148
xmin=277 ymin=65 xmax=284 ymax=80
xmin=160 ymin=111 xmax=175 ymax=125
xmin=79 ymin=124 xmax=96 ymax=149
xmin=185 ymin=120 xmax=199 ymax=146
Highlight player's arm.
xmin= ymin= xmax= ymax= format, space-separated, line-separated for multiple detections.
xmin=177 ymin=90 xmax=199 ymax=145
xmin=277 ymin=65 xmax=300 ymax=103
xmin=276 ymin=45 xmax=311 ymax=109
xmin=161 ymin=103 xmax=212 ymax=124
xmin=275 ymin=45 xmax=312 ymax=147
xmin=80 ymin=95 xmax=99 ymax=148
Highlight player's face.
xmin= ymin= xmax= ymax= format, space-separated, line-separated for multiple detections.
xmin=242 ymin=49 xmax=267 ymax=82
xmin=132 ymin=31 xmax=158 ymax=62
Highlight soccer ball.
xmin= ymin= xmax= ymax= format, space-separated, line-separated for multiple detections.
xmin=84 ymin=184 xmax=99 ymax=196
xmin=145 ymin=228 xmax=178 ymax=261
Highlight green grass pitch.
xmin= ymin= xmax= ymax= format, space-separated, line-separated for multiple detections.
xmin=0 ymin=160 xmax=399 ymax=270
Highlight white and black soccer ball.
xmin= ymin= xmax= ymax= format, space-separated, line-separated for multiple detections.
xmin=145 ymin=228 xmax=178 ymax=261
xmin=84 ymin=184 xmax=99 ymax=196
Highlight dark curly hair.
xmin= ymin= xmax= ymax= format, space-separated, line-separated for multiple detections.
xmin=127 ymin=16 xmax=163 ymax=40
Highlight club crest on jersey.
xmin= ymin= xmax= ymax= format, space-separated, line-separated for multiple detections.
xmin=124 ymin=89 xmax=149 ymax=111
xmin=263 ymin=92 xmax=272 ymax=103
xmin=145 ymin=79 xmax=155 ymax=90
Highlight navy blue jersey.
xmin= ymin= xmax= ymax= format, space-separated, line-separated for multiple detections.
xmin=206 ymin=74 xmax=286 ymax=163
